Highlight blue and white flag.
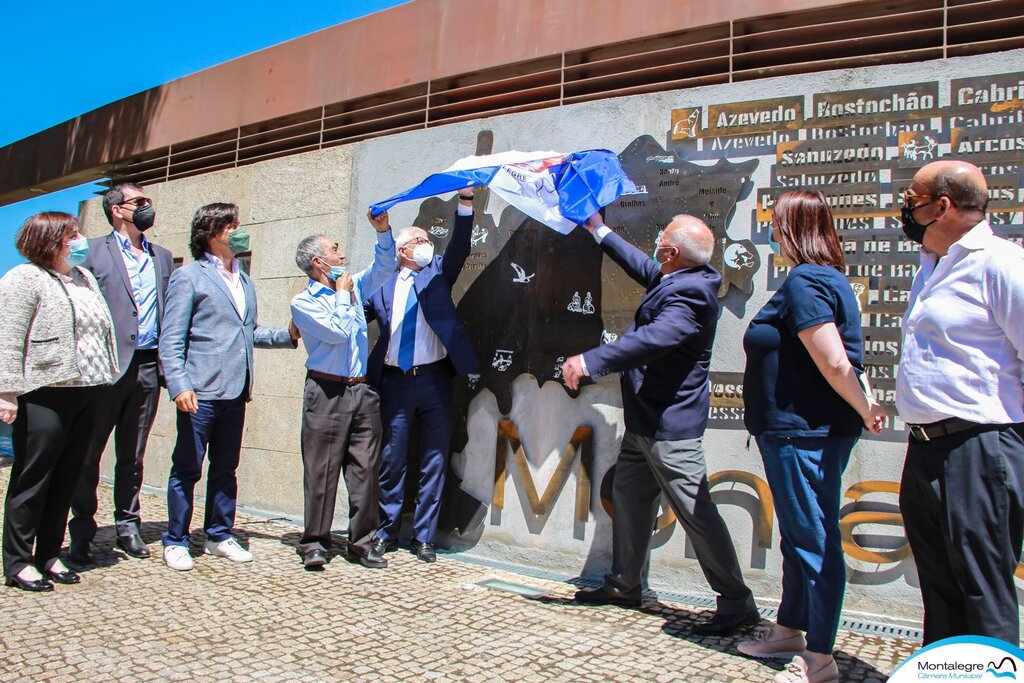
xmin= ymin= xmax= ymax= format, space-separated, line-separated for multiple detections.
xmin=369 ymin=149 xmax=636 ymax=235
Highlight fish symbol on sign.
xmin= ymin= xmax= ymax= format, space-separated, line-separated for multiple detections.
xmin=511 ymin=262 xmax=535 ymax=284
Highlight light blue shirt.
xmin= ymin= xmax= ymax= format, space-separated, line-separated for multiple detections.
xmin=290 ymin=231 xmax=397 ymax=377
xmin=113 ymin=230 xmax=159 ymax=349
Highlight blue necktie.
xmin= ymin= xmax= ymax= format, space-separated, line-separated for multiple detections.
xmin=397 ymin=282 xmax=418 ymax=371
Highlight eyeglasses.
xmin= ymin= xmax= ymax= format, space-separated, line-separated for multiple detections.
xmin=900 ymin=191 xmax=936 ymax=207
xmin=120 ymin=197 xmax=152 ymax=208
xmin=402 ymin=237 xmax=431 ymax=247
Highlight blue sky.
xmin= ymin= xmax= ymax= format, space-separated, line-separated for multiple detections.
xmin=0 ymin=1 xmax=406 ymax=275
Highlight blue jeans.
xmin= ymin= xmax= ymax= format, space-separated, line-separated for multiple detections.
xmin=163 ymin=397 xmax=246 ymax=547
xmin=756 ymin=434 xmax=857 ymax=654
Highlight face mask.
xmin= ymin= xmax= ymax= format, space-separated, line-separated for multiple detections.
xmin=411 ymin=243 xmax=434 ymax=268
xmin=326 ymin=265 xmax=346 ymax=281
xmin=768 ymin=233 xmax=782 ymax=255
xmin=900 ymin=202 xmax=937 ymax=245
xmin=227 ymin=230 xmax=250 ymax=254
xmin=66 ymin=237 xmax=89 ymax=268
xmin=130 ymin=204 xmax=156 ymax=231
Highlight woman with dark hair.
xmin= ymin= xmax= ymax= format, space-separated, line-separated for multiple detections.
xmin=0 ymin=212 xmax=119 ymax=591
xmin=737 ymin=191 xmax=885 ymax=683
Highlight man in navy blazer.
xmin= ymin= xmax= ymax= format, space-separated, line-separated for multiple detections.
xmin=366 ymin=189 xmax=479 ymax=562
xmin=158 ymin=203 xmax=298 ymax=572
xmin=69 ymin=182 xmax=174 ymax=564
xmin=563 ymin=213 xmax=758 ymax=634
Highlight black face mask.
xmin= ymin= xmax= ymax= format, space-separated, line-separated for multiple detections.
xmin=131 ymin=204 xmax=156 ymax=231
xmin=900 ymin=201 xmax=937 ymax=245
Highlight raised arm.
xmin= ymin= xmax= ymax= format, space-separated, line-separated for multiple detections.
xmin=579 ymin=212 xmax=661 ymax=289
xmin=441 ymin=190 xmax=475 ymax=285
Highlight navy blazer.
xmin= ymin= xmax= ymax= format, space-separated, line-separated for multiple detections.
xmin=366 ymin=211 xmax=480 ymax=387
xmin=582 ymin=231 xmax=722 ymax=441
xmin=84 ymin=231 xmax=173 ymax=382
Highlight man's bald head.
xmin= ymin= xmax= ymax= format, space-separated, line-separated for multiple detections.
xmin=914 ymin=160 xmax=988 ymax=213
xmin=663 ymin=214 xmax=715 ymax=268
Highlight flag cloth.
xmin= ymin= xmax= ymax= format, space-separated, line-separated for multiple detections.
xmin=369 ymin=149 xmax=637 ymax=235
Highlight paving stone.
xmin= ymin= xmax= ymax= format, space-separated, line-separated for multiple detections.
xmin=0 ymin=463 xmax=917 ymax=681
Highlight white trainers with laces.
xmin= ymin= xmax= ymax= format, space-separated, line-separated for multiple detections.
xmin=163 ymin=545 xmax=194 ymax=571
xmin=774 ymin=655 xmax=839 ymax=683
xmin=204 ymin=537 xmax=253 ymax=563
xmin=737 ymin=626 xmax=807 ymax=659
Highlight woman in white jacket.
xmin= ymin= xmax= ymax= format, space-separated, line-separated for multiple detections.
xmin=0 ymin=212 xmax=118 ymax=591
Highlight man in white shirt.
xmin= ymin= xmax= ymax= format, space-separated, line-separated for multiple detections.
xmin=895 ymin=160 xmax=1024 ymax=645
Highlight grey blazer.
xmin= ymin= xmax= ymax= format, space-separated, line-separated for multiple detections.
xmin=84 ymin=232 xmax=174 ymax=382
xmin=159 ymin=258 xmax=294 ymax=402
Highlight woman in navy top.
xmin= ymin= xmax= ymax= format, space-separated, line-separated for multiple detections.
xmin=737 ymin=191 xmax=884 ymax=683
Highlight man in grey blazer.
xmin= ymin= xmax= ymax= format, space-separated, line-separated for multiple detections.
xmin=69 ymin=182 xmax=174 ymax=564
xmin=158 ymin=202 xmax=298 ymax=572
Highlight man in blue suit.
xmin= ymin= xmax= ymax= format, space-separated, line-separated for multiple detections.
xmin=159 ymin=203 xmax=298 ymax=572
xmin=367 ymin=189 xmax=479 ymax=562
xmin=562 ymin=213 xmax=758 ymax=634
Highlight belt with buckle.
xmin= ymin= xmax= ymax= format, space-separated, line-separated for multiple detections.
xmin=908 ymin=417 xmax=981 ymax=443
xmin=386 ymin=360 xmax=448 ymax=377
xmin=306 ymin=370 xmax=367 ymax=385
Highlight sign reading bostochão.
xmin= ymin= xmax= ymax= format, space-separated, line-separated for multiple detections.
xmin=667 ymin=71 xmax=1024 ymax=440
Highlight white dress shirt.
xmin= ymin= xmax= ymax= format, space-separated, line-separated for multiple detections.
xmin=895 ymin=220 xmax=1024 ymax=425
xmin=385 ymin=267 xmax=447 ymax=367
xmin=204 ymin=253 xmax=247 ymax=318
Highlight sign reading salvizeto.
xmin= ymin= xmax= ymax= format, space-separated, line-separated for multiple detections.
xmin=665 ymin=72 xmax=1024 ymax=440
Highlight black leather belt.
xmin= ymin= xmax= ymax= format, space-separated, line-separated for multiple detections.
xmin=307 ymin=370 xmax=366 ymax=385
xmin=385 ymin=359 xmax=448 ymax=377
xmin=908 ymin=417 xmax=982 ymax=443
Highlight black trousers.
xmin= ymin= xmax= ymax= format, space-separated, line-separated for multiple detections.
xmin=899 ymin=423 xmax=1024 ymax=645
xmin=69 ymin=349 xmax=160 ymax=544
xmin=299 ymin=378 xmax=382 ymax=556
xmin=3 ymin=385 xmax=101 ymax=577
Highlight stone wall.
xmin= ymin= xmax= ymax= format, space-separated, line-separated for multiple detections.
xmin=79 ymin=48 xmax=1024 ymax=626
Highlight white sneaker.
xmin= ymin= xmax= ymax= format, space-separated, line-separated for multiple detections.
xmin=204 ymin=537 xmax=252 ymax=563
xmin=163 ymin=545 xmax=194 ymax=571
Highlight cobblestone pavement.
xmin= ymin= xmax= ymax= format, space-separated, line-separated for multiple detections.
xmin=0 ymin=461 xmax=917 ymax=682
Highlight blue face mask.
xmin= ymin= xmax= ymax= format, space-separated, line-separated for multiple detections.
xmin=768 ymin=234 xmax=782 ymax=256
xmin=66 ymin=237 xmax=89 ymax=268
xmin=327 ymin=265 xmax=346 ymax=280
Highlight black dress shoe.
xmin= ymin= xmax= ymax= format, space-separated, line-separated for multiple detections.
xmin=573 ymin=584 xmax=642 ymax=608
xmin=67 ymin=542 xmax=94 ymax=566
xmin=5 ymin=575 xmax=54 ymax=592
xmin=692 ymin=609 xmax=761 ymax=635
xmin=370 ymin=536 xmax=398 ymax=556
xmin=345 ymin=548 xmax=388 ymax=569
xmin=116 ymin=533 xmax=151 ymax=559
xmin=303 ymin=549 xmax=327 ymax=568
xmin=410 ymin=540 xmax=436 ymax=563
xmin=45 ymin=569 xmax=81 ymax=585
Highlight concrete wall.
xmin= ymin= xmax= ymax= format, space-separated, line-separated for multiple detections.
xmin=79 ymin=48 xmax=1024 ymax=626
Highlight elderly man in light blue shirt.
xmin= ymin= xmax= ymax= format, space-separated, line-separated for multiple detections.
xmin=290 ymin=210 xmax=397 ymax=570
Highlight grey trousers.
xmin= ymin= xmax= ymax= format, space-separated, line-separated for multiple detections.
xmin=605 ymin=430 xmax=756 ymax=614
xmin=300 ymin=378 xmax=382 ymax=556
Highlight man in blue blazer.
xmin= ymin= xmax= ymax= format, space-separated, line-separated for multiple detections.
xmin=562 ymin=213 xmax=758 ymax=634
xmin=366 ymin=189 xmax=479 ymax=562
xmin=158 ymin=203 xmax=298 ymax=572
